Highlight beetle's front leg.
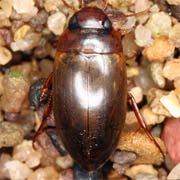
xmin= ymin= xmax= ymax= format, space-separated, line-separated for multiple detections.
xmin=127 ymin=93 xmax=165 ymax=159
xmin=39 ymin=72 xmax=53 ymax=105
xmin=30 ymin=72 xmax=53 ymax=149
xmin=33 ymin=93 xmax=52 ymax=149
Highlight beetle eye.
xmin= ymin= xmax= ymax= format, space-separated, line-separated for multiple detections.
xmin=68 ymin=15 xmax=80 ymax=30
xmin=102 ymin=18 xmax=112 ymax=32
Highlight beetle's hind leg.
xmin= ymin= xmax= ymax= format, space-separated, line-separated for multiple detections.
xmin=127 ymin=93 xmax=165 ymax=160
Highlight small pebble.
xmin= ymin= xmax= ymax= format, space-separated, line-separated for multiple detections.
xmin=169 ymin=23 xmax=180 ymax=46
xmin=27 ymin=166 xmax=59 ymax=180
xmin=108 ymin=170 xmax=127 ymax=180
xmin=165 ymin=154 xmax=176 ymax=171
xmin=129 ymin=86 xmax=143 ymax=104
xmin=47 ymin=11 xmax=66 ymax=35
xmin=56 ymin=154 xmax=74 ymax=169
xmin=150 ymin=62 xmax=165 ymax=88
xmin=59 ymin=168 xmax=74 ymax=180
xmin=121 ymin=16 xmax=136 ymax=31
xmin=158 ymin=168 xmax=168 ymax=180
xmin=134 ymin=60 xmax=157 ymax=93
xmin=10 ymin=32 xmax=41 ymax=51
xmin=12 ymin=0 xmax=37 ymax=14
xmin=167 ymin=162 xmax=180 ymax=179
xmin=141 ymin=106 xmax=165 ymax=125
xmin=146 ymin=12 xmax=172 ymax=38
xmin=147 ymin=88 xmax=170 ymax=116
xmin=113 ymin=163 xmax=130 ymax=175
xmin=160 ymin=91 xmax=180 ymax=118
xmin=142 ymin=36 xmax=175 ymax=62
xmin=134 ymin=173 xmax=159 ymax=180
xmin=5 ymin=160 xmax=32 ymax=180
xmin=0 ymin=153 xmax=11 ymax=179
xmin=14 ymin=25 xmax=31 ymax=41
xmin=0 ymin=121 xmax=24 ymax=148
xmin=0 ymin=0 xmax=13 ymax=18
xmin=174 ymin=77 xmax=180 ymax=89
xmin=117 ymin=127 xmax=166 ymax=165
xmin=122 ymin=33 xmax=139 ymax=58
xmin=111 ymin=150 xmax=136 ymax=164
xmin=151 ymin=124 xmax=163 ymax=138
xmin=0 ymin=46 xmax=12 ymax=65
xmin=126 ymin=66 xmax=139 ymax=77
xmin=135 ymin=24 xmax=153 ymax=47
xmin=161 ymin=118 xmax=180 ymax=164
xmin=166 ymin=0 xmax=180 ymax=5
xmin=0 ymin=70 xmax=30 ymax=112
xmin=162 ymin=58 xmax=180 ymax=81
xmin=125 ymin=164 xmax=158 ymax=179
xmin=135 ymin=0 xmax=150 ymax=13
xmin=13 ymin=140 xmax=42 ymax=168
xmin=44 ymin=0 xmax=64 ymax=12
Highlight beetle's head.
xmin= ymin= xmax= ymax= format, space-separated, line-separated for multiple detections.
xmin=68 ymin=7 xmax=112 ymax=32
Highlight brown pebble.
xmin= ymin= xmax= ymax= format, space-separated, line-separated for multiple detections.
xmin=59 ymin=168 xmax=74 ymax=180
xmin=4 ymin=112 xmax=20 ymax=121
xmin=35 ymin=132 xmax=61 ymax=166
xmin=0 ymin=121 xmax=24 ymax=148
xmin=162 ymin=58 xmax=180 ymax=81
xmin=142 ymin=36 xmax=175 ymax=62
xmin=117 ymin=124 xmax=166 ymax=165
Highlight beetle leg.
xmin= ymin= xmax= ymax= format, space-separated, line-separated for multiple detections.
xmin=103 ymin=0 xmax=108 ymax=11
xmin=39 ymin=72 xmax=53 ymax=105
xmin=127 ymin=93 xmax=165 ymax=160
xmin=33 ymin=93 xmax=52 ymax=149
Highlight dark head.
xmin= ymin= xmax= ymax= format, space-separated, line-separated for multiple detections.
xmin=68 ymin=7 xmax=112 ymax=32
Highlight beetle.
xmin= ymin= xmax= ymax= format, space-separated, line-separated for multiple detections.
xmin=33 ymin=0 xmax=165 ymax=174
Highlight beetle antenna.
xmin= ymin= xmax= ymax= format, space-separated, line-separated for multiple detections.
xmin=80 ymin=0 xmax=85 ymax=8
xmin=103 ymin=0 xmax=108 ymax=11
xmin=107 ymin=8 xmax=149 ymax=19
xmin=62 ymin=0 xmax=77 ymax=12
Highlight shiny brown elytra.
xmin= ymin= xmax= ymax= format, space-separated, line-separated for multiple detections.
xmin=33 ymin=4 xmax=165 ymax=173
xmin=54 ymin=7 xmax=127 ymax=171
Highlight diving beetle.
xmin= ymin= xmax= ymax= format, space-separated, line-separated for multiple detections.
xmin=33 ymin=0 xmax=165 ymax=174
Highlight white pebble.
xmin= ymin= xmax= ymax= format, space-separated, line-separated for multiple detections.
xmin=47 ymin=11 xmax=66 ymax=35
xmin=150 ymin=62 xmax=165 ymax=88
xmin=56 ymin=154 xmax=74 ymax=169
xmin=5 ymin=160 xmax=32 ymax=180
xmin=121 ymin=16 xmax=136 ymax=30
xmin=10 ymin=33 xmax=41 ymax=51
xmin=166 ymin=0 xmax=180 ymax=5
xmin=169 ymin=23 xmax=180 ymax=46
xmin=12 ymin=0 xmax=37 ymax=14
xmin=160 ymin=91 xmax=180 ymax=118
xmin=0 ymin=0 xmax=13 ymax=18
xmin=27 ymin=166 xmax=59 ymax=180
xmin=135 ymin=0 xmax=150 ymax=13
xmin=125 ymin=164 xmax=158 ymax=179
xmin=13 ymin=140 xmax=42 ymax=168
xmin=129 ymin=86 xmax=143 ymax=104
xmin=135 ymin=24 xmax=153 ymax=47
xmin=167 ymin=162 xmax=180 ymax=180
xmin=146 ymin=12 xmax=172 ymax=38
xmin=0 ymin=46 xmax=12 ymax=65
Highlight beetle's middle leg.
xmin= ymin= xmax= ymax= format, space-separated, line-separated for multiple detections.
xmin=127 ymin=93 xmax=165 ymax=160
